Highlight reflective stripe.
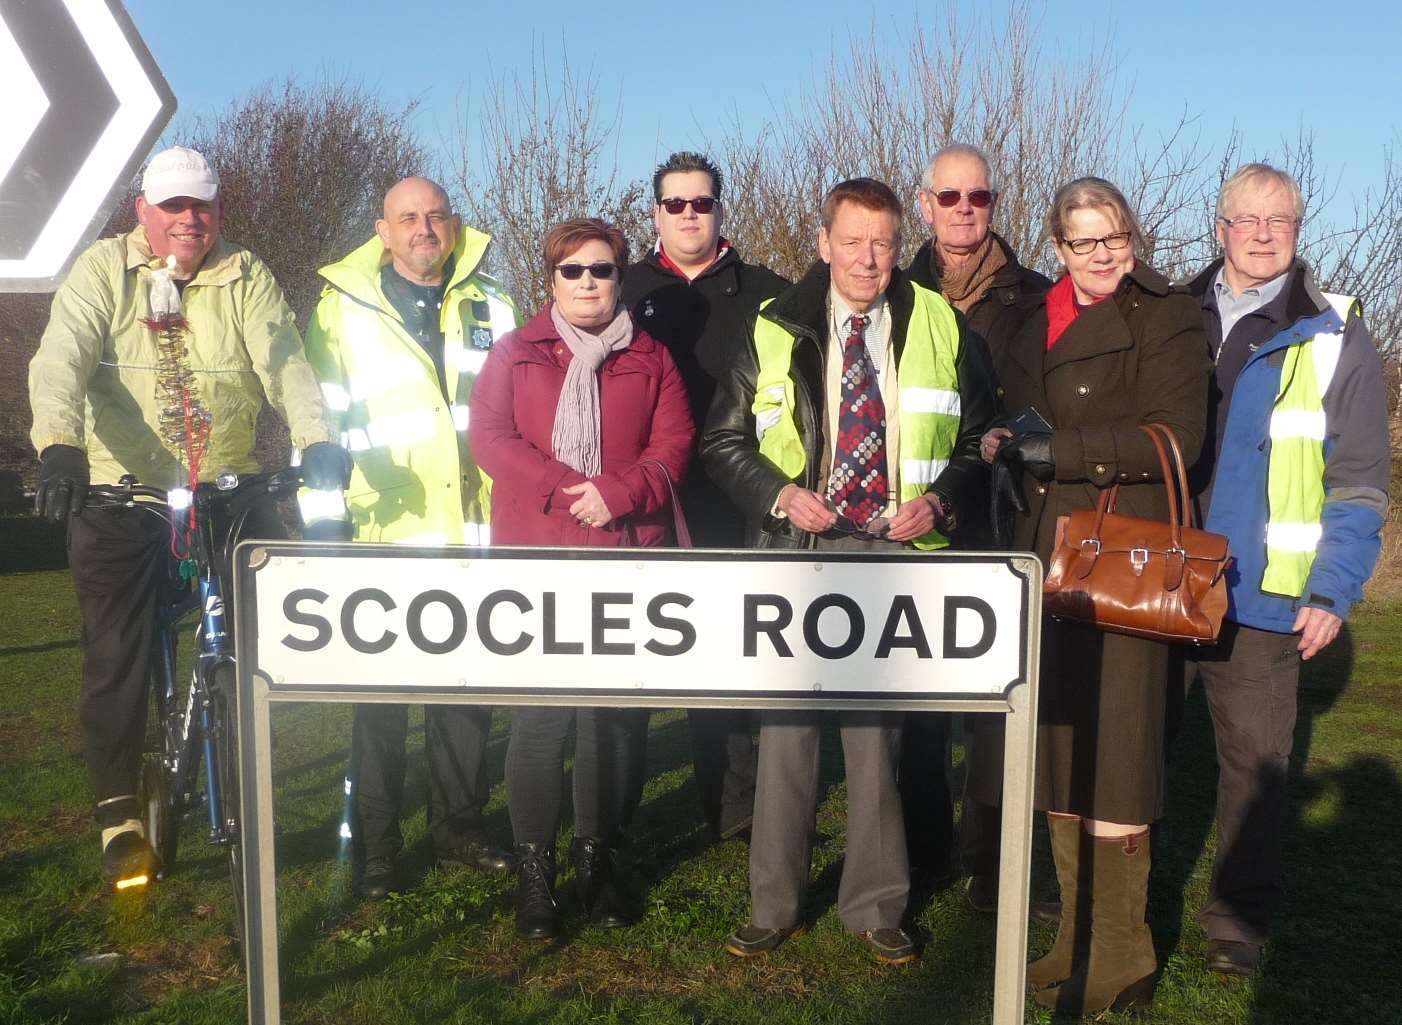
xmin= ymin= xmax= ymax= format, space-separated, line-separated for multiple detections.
xmin=298 ymin=489 xmax=348 ymax=522
xmin=755 ymin=386 xmax=786 ymax=442
xmin=486 ymin=294 xmax=517 ymax=340
xmin=900 ymin=458 xmax=949 ymax=486
xmin=367 ymin=409 xmax=437 ymax=448
xmin=1269 ymin=409 xmax=1327 ymax=440
xmin=451 ymin=404 xmax=470 ymax=431
xmin=446 ymin=346 xmax=489 ymax=376
xmin=395 ymin=532 xmax=449 ymax=547
xmin=342 ymin=428 xmax=371 ymax=452
xmin=1265 ymin=521 xmax=1323 ymax=552
xmin=901 ymin=387 xmax=961 ymax=416
xmin=462 ymin=521 xmax=491 ymax=545
xmin=320 ymin=381 xmax=352 ymax=412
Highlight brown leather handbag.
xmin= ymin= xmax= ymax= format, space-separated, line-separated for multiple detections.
xmin=1042 ymin=423 xmax=1231 ymax=644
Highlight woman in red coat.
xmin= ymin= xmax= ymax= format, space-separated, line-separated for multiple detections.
xmin=469 ymin=217 xmax=694 ymax=939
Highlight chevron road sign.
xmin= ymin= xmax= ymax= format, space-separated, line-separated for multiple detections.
xmin=0 ymin=0 xmax=175 ymax=292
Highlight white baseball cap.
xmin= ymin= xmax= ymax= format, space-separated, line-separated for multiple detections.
xmin=142 ymin=146 xmax=220 ymax=204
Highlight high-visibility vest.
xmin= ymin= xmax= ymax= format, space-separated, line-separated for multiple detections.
xmin=750 ymin=282 xmax=963 ymax=550
xmin=1262 ymin=292 xmax=1356 ymax=596
xmin=303 ymin=229 xmax=519 ymax=546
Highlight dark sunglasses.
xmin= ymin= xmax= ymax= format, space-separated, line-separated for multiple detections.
xmin=555 ymin=262 xmax=618 ymax=280
xmin=932 ymin=188 xmax=995 ymax=208
xmin=659 ymin=196 xmax=718 ymax=215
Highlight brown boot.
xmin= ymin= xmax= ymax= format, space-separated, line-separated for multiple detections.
xmin=1026 ymin=814 xmax=1085 ymax=990
xmin=1035 ymin=829 xmax=1156 ymax=1015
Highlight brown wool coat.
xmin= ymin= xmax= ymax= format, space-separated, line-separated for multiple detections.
xmin=972 ymin=263 xmax=1212 ymax=822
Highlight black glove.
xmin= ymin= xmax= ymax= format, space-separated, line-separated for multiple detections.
xmin=34 ymin=444 xmax=89 ymax=522
xmin=997 ymin=431 xmax=1055 ymax=483
xmin=301 ymin=442 xmax=352 ymax=491
xmin=992 ymin=458 xmax=1029 ymax=518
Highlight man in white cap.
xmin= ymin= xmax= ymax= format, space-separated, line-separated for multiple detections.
xmin=28 ymin=146 xmax=349 ymax=889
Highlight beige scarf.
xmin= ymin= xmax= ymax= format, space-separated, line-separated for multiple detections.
xmin=549 ymin=302 xmax=633 ymax=476
xmin=938 ymin=235 xmax=1007 ymax=314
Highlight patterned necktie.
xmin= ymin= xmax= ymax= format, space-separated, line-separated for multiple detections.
xmin=829 ymin=314 xmax=889 ymax=527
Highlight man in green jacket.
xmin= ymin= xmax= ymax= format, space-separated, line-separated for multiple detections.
xmin=303 ymin=177 xmax=518 ymax=899
xmin=28 ymin=146 xmax=350 ymax=888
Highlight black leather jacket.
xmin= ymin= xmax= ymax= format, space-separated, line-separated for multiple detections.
xmin=700 ymin=261 xmax=998 ymax=548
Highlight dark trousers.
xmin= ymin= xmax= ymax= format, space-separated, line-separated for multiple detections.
xmin=348 ymin=703 xmax=496 ymax=862
xmin=1189 ymin=620 xmax=1301 ymax=946
xmin=506 ymin=706 xmax=648 ymax=846
xmin=898 ymin=711 xmax=955 ymax=873
xmin=689 ymin=708 xmax=758 ymax=836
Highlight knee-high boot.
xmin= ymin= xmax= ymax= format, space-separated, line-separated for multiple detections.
xmin=1026 ymin=814 xmax=1085 ymax=990
xmin=1035 ymin=829 xmax=1156 ymax=1015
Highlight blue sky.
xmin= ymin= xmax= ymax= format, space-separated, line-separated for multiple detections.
xmin=127 ymin=0 xmax=1399 ymax=214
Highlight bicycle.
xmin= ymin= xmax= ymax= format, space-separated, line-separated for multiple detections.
xmin=84 ymin=466 xmax=320 ymax=937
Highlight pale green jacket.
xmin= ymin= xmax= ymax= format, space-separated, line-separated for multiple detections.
xmin=28 ymin=226 xmax=333 ymax=487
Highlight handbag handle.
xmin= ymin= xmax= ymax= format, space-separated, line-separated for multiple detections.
xmin=625 ymin=458 xmax=692 ymax=547
xmin=1076 ymin=423 xmax=1190 ymax=580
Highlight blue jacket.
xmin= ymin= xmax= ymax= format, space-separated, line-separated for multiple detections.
xmin=1186 ymin=260 xmax=1391 ymax=632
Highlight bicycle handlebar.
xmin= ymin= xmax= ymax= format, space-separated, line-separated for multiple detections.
xmin=84 ymin=467 xmax=307 ymax=511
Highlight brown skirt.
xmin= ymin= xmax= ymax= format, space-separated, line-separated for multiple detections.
xmin=967 ymin=613 xmax=1169 ymax=824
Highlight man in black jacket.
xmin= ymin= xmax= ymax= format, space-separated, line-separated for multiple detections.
xmin=702 ymin=178 xmax=996 ymax=965
xmin=619 ymin=152 xmax=788 ymax=841
xmin=902 ymin=144 xmax=1051 ymax=903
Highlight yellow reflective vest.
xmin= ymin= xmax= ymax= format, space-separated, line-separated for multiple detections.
xmin=302 ymin=227 xmax=518 ymax=545
xmin=750 ymin=283 xmax=963 ymax=550
xmin=1262 ymin=292 xmax=1355 ymax=596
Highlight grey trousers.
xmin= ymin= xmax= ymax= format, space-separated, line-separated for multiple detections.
xmin=750 ymin=708 xmax=909 ymax=932
xmin=1190 ymin=619 xmax=1301 ymax=947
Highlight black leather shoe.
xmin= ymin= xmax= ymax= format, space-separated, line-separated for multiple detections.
xmin=570 ymin=837 xmax=638 ymax=927
xmin=724 ymin=923 xmax=803 ymax=957
xmin=514 ymin=842 xmax=561 ymax=940
xmin=1205 ymin=939 xmax=1261 ymax=977
xmin=102 ymin=829 xmax=157 ymax=890
xmin=438 ymin=838 xmax=517 ymax=874
xmin=856 ymin=927 xmax=918 ymax=965
xmin=355 ymin=855 xmax=396 ymax=901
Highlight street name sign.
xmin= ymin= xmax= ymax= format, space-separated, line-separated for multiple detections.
xmin=0 ymin=0 xmax=175 ymax=291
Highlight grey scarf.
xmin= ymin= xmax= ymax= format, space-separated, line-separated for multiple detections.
xmin=549 ymin=302 xmax=634 ymax=476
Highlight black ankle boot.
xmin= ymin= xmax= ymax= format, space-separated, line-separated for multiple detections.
xmin=514 ymin=842 xmax=560 ymax=940
xmin=570 ymin=836 xmax=637 ymax=928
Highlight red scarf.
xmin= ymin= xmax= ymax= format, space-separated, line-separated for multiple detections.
xmin=1045 ymin=275 xmax=1079 ymax=350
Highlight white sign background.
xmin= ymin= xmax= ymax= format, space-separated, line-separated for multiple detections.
xmin=246 ymin=547 xmax=1030 ymax=700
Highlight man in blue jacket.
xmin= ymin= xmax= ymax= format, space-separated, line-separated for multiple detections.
xmin=1184 ymin=163 xmax=1391 ymax=977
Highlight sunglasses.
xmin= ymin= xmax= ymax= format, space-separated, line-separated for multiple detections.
xmin=931 ymin=189 xmax=995 ymax=208
xmin=658 ymin=196 xmax=718 ymax=215
xmin=555 ymin=262 xmax=618 ymax=281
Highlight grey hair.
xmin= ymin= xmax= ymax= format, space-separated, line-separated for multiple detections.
xmin=1216 ymin=162 xmax=1305 ymax=221
xmin=921 ymin=144 xmax=997 ymax=194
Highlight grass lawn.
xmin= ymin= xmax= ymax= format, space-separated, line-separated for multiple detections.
xmin=2 ymin=537 xmax=1399 ymax=1024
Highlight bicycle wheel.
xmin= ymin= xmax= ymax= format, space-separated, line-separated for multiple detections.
xmin=139 ymin=755 xmax=177 ymax=876
xmin=211 ymin=675 xmax=246 ymax=945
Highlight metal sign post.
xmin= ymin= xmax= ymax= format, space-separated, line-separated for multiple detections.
xmin=0 ymin=0 xmax=175 ymax=292
xmin=233 ymin=543 xmax=1041 ymax=1025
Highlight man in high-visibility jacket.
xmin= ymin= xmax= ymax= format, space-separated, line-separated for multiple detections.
xmin=1183 ymin=163 xmax=1390 ymax=977
xmin=303 ymin=177 xmax=518 ymax=899
xmin=701 ymin=178 xmax=995 ymax=965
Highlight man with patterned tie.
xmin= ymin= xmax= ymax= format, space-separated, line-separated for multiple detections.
xmin=701 ymin=178 xmax=995 ymax=964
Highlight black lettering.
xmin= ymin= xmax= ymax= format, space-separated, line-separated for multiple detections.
xmin=944 ymin=596 xmax=996 ymax=659
xmin=282 ymin=588 xmax=331 ymax=652
xmin=406 ymin=589 xmax=468 ymax=655
xmin=744 ymin=594 xmax=793 ymax=657
xmin=644 ymin=592 xmax=696 ymax=655
xmin=874 ymin=595 xmax=932 ymax=658
xmin=476 ymin=589 xmax=533 ymax=655
xmin=592 ymin=593 xmax=634 ymax=655
xmin=542 ymin=592 xmax=583 ymax=654
xmin=341 ymin=588 xmax=397 ymax=655
xmin=803 ymin=593 xmax=864 ymax=660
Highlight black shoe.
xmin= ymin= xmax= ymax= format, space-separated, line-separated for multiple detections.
xmin=514 ymin=842 xmax=560 ymax=940
xmin=1030 ymin=899 xmax=1062 ymax=928
xmin=965 ymin=872 xmax=997 ymax=913
xmin=1205 ymin=939 xmax=1261 ymax=977
xmin=438 ymin=838 xmax=516 ymax=874
xmin=102 ymin=829 xmax=157 ymax=890
xmin=856 ymin=927 xmax=918 ymax=965
xmin=570 ymin=837 xmax=637 ymax=928
xmin=724 ymin=923 xmax=803 ymax=957
xmin=355 ymin=855 xmax=396 ymax=901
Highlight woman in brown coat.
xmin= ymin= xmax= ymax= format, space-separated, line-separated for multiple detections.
xmin=979 ymin=178 xmax=1210 ymax=1015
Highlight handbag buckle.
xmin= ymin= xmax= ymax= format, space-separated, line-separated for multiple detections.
xmin=1079 ymin=538 xmax=1101 ymax=555
xmin=1130 ymin=547 xmax=1150 ymax=576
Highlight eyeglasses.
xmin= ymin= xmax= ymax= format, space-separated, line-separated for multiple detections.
xmin=930 ymin=188 xmax=995 ymax=208
xmin=1218 ymin=214 xmax=1299 ymax=235
xmin=658 ymin=196 xmax=718 ymax=215
xmin=555 ymin=262 xmax=618 ymax=281
xmin=1059 ymin=232 xmax=1132 ymax=255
